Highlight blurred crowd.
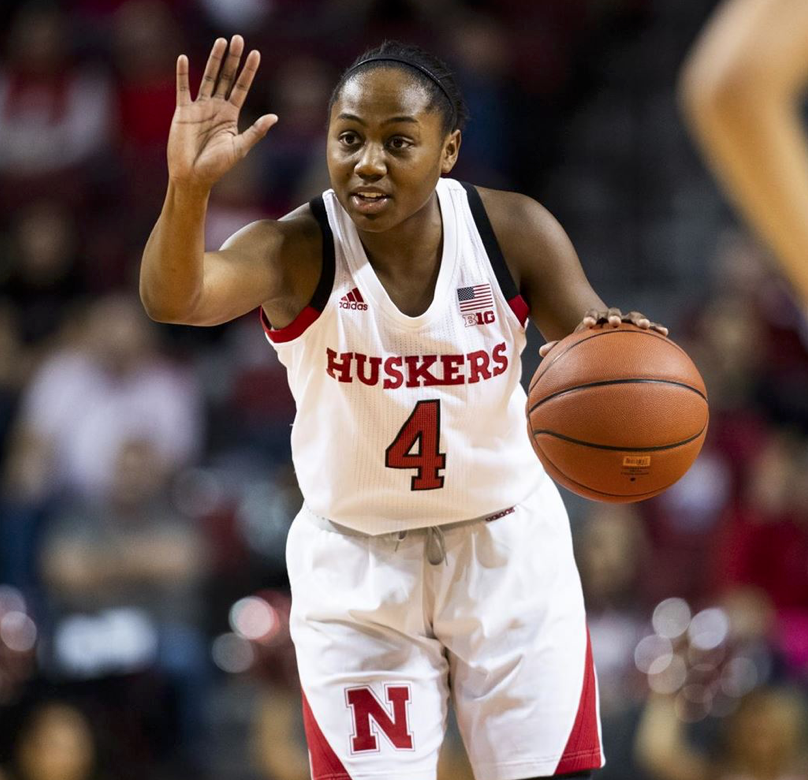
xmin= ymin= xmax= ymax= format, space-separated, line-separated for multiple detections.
xmin=1 ymin=0 xmax=808 ymax=778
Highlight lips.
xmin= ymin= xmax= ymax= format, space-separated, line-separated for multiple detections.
xmin=349 ymin=191 xmax=392 ymax=215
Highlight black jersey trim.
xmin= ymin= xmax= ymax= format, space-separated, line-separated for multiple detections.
xmin=459 ymin=182 xmax=521 ymax=302
xmin=260 ymin=196 xmax=336 ymax=344
xmin=308 ymin=195 xmax=336 ymax=312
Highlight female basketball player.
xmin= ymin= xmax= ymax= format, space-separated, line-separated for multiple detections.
xmin=140 ymin=35 xmax=666 ymax=780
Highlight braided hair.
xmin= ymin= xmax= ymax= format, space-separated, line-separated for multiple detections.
xmin=328 ymin=41 xmax=469 ymax=135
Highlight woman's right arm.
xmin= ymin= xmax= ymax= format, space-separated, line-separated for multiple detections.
xmin=140 ymin=35 xmax=316 ymax=326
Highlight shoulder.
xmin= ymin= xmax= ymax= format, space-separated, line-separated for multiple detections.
xmin=222 ymin=202 xmax=322 ymax=262
xmin=470 ymin=185 xmax=577 ymax=285
xmin=475 ymin=186 xmax=556 ymax=234
xmin=222 ymin=201 xmax=330 ymax=327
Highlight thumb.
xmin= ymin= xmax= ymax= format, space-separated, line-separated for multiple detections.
xmin=238 ymin=113 xmax=278 ymax=156
xmin=539 ymin=341 xmax=558 ymax=358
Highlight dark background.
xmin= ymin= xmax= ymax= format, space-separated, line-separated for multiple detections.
xmin=1 ymin=0 xmax=808 ymax=778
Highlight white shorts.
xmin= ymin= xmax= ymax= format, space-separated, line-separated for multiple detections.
xmin=286 ymin=479 xmax=604 ymax=780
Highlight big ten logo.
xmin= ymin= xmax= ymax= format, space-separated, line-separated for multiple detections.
xmin=345 ymin=684 xmax=414 ymax=754
xmin=463 ymin=310 xmax=495 ymax=328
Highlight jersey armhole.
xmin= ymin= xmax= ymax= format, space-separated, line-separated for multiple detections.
xmin=459 ymin=182 xmax=530 ymax=327
xmin=261 ymin=195 xmax=337 ymax=343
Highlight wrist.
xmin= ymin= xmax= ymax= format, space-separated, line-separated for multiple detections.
xmin=167 ymin=178 xmax=213 ymax=204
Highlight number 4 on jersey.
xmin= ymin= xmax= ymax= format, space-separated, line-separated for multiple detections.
xmin=385 ymin=400 xmax=446 ymax=490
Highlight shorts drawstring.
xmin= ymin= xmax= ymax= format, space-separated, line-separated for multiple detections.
xmin=305 ymin=504 xmax=513 ymax=567
xmin=391 ymin=527 xmax=446 ymax=565
xmin=426 ymin=526 xmax=447 ymax=566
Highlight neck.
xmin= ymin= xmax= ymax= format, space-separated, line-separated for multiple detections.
xmin=356 ymin=190 xmax=443 ymax=275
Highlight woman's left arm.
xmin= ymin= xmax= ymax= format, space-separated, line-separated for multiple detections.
xmin=478 ymin=188 xmax=667 ymax=355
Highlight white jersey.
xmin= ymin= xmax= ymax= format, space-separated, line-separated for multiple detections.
xmin=262 ymin=177 xmax=547 ymax=534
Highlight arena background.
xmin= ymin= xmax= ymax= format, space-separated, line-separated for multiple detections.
xmin=1 ymin=0 xmax=808 ymax=778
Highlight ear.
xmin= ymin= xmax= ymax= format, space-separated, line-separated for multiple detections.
xmin=440 ymin=130 xmax=461 ymax=174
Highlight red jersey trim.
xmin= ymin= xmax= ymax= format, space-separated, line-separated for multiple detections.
xmin=508 ymin=294 xmax=530 ymax=327
xmin=554 ymin=627 xmax=603 ymax=775
xmin=301 ymin=690 xmax=352 ymax=780
xmin=260 ymin=306 xmax=322 ymax=344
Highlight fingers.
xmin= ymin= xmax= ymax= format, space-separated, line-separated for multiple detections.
xmin=623 ymin=310 xmax=668 ymax=336
xmin=577 ymin=307 xmax=669 ymax=336
xmin=197 ymin=37 xmax=227 ymax=100
xmin=581 ymin=307 xmax=622 ymax=326
xmin=582 ymin=309 xmax=599 ymax=328
xmin=176 ymin=54 xmax=191 ymax=106
xmin=214 ymin=34 xmax=245 ymax=99
xmin=576 ymin=307 xmax=622 ymax=332
xmin=229 ymin=49 xmax=261 ymax=109
xmin=236 ymin=113 xmax=279 ymax=156
xmin=539 ymin=340 xmax=559 ymax=358
xmin=625 ymin=310 xmax=651 ymax=328
xmin=606 ymin=306 xmax=623 ymax=326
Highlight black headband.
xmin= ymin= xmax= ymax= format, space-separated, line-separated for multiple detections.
xmin=346 ymin=55 xmax=457 ymax=129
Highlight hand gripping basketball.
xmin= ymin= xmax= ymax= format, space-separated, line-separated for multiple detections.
xmin=527 ymin=321 xmax=708 ymax=503
xmin=539 ymin=308 xmax=668 ymax=358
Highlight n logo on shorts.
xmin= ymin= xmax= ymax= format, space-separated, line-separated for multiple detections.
xmin=345 ymin=684 xmax=414 ymax=753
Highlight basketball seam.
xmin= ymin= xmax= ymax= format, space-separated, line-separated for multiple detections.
xmin=527 ymin=378 xmax=708 ymax=414
xmin=530 ymin=424 xmax=707 ymax=452
xmin=529 ymin=328 xmax=687 ymax=395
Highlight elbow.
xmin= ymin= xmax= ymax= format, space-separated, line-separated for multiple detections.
xmin=139 ymin=286 xmax=174 ymax=324
xmin=678 ymin=58 xmax=767 ymax=133
xmin=139 ymin=278 xmax=198 ymax=325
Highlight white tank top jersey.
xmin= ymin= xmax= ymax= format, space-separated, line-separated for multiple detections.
xmin=260 ymin=177 xmax=548 ymax=534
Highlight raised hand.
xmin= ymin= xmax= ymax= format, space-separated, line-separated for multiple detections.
xmin=539 ymin=308 xmax=669 ymax=357
xmin=169 ymin=35 xmax=277 ymax=191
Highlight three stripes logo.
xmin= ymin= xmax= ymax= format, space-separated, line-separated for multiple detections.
xmin=340 ymin=287 xmax=368 ymax=311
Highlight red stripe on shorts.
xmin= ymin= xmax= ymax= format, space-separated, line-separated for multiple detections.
xmin=301 ymin=690 xmax=352 ymax=780
xmin=554 ymin=628 xmax=603 ymax=775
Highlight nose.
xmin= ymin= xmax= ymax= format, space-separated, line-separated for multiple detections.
xmin=355 ymin=142 xmax=386 ymax=180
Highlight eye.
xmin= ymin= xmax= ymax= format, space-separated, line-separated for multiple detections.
xmin=387 ymin=136 xmax=413 ymax=151
xmin=339 ymin=131 xmax=361 ymax=147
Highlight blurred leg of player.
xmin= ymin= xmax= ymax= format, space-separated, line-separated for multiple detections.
xmin=679 ymin=0 xmax=808 ymax=306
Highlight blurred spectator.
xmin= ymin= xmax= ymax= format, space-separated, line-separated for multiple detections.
xmin=38 ymin=436 xmax=210 ymax=767
xmin=0 ymin=586 xmax=38 ymax=707
xmin=260 ymin=55 xmax=332 ymax=213
xmin=0 ymin=5 xmax=113 ymax=205
xmin=636 ymin=686 xmax=808 ymax=780
xmin=0 ymin=201 xmax=86 ymax=359
xmin=0 ymin=295 xmax=201 ymax=600
xmin=0 ymin=304 xmax=25 ymax=457
xmin=4 ymin=294 xmax=202 ymax=503
xmin=578 ymin=504 xmax=650 ymax=714
xmin=0 ymin=701 xmax=103 ymax=780
xmin=576 ymin=503 xmax=653 ymax=779
xmin=205 ymin=158 xmax=268 ymax=252
xmin=448 ymin=14 xmax=514 ymax=185
xmin=711 ymin=431 xmax=808 ymax=676
xmin=111 ymin=0 xmax=183 ymax=207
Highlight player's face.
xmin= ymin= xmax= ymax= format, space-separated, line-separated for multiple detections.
xmin=327 ymin=68 xmax=460 ymax=233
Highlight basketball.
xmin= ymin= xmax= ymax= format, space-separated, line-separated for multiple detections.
xmin=527 ymin=323 xmax=708 ymax=503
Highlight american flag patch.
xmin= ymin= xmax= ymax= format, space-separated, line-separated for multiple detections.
xmin=457 ymin=284 xmax=494 ymax=313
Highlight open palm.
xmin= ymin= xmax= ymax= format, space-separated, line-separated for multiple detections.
xmin=169 ymin=35 xmax=277 ymax=190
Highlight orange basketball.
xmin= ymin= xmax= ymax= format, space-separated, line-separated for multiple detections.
xmin=526 ymin=323 xmax=708 ymax=503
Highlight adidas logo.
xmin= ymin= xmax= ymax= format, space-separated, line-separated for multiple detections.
xmin=339 ymin=287 xmax=368 ymax=311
